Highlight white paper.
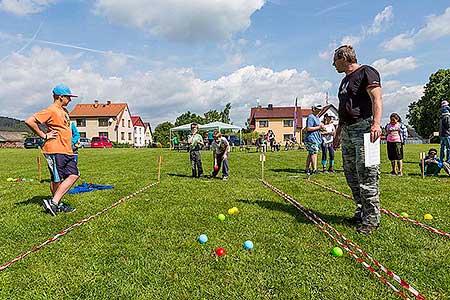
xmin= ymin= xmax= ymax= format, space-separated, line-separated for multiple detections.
xmin=364 ymin=133 xmax=380 ymax=167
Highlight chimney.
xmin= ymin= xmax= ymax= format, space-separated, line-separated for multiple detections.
xmin=94 ymin=100 xmax=99 ymax=108
xmin=268 ymin=104 xmax=273 ymax=110
xmin=106 ymin=100 xmax=111 ymax=105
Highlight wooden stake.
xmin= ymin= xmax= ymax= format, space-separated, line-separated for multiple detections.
xmin=157 ymin=155 xmax=163 ymax=183
xmin=37 ymin=156 xmax=42 ymax=182
xmin=260 ymin=154 xmax=265 ymax=180
xmin=420 ymin=152 xmax=425 ymax=179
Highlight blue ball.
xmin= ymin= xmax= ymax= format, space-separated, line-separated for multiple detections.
xmin=198 ymin=234 xmax=208 ymax=244
xmin=243 ymin=240 xmax=254 ymax=251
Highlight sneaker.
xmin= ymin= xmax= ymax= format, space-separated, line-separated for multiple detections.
xmin=390 ymin=171 xmax=397 ymax=176
xmin=57 ymin=202 xmax=76 ymax=213
xmin=357 ymin=224 xmax=379 ymax=235
xmin=344 ymin=216 xmax=363 ymax=226
xmin=322 ymin=167 xmax=328 ymax=173
xmin=43 ymin=199 xmax=58 ymax=216
xmin=222 ymin=176 xmax=228 ymax=181
xmin=397 ymin=172 xmax=403 ymax=177
xmin=328 ymin=167 xmax=336 ymax=173
xmin=312 ymin=169 xmax=318 ymax=175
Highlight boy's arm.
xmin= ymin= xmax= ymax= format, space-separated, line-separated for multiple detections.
xmin=25 ymin=116 xmax=57 ymax=140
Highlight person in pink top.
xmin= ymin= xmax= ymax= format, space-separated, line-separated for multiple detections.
xmin=385 ymin=113 xmax=406 ymax=176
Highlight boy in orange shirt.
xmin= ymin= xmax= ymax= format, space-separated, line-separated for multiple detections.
xmin=25 ymin=84 xmax=79 ymax=216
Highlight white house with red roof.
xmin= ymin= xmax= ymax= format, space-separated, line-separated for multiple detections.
xmin=143 ymin=122 xmax=153 ymax=146
xmin=70 ymin=100 xmax=134 ymax=144
xmin=131 ymin=116 xmax=146 ymax=147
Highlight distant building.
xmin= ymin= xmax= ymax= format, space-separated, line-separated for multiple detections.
xmin=248 ymin=103 xmax=338 ymax=143
xmin=0 ymin=131 xmax=27 ymax=148
xmin=69 ymin=100 xmax=133 ymax=144
xmin=143 ymin=122 xmax=153 ymax=146
xmin=131 ymin=116 xmax=146 ymax=147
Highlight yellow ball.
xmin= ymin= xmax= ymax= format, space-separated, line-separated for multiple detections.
xmin=231 ymin=207 xmax=239 ymax=214
xmin=424 ymin=214 xmax=433 ymax=220
xmin=227 ymin=208 xmax=234 ymax=215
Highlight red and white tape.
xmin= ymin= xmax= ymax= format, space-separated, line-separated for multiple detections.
xmin=262 ymin=180 xmax=426 ymax=300
xmin=306 ymin=179 xmax=450 ymax=239
xmin=0 ymin=181 xmax=159 ymax=272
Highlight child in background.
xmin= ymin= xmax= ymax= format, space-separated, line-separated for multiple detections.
xmin=419 ymin=148 xmax=443 ymax=176
xmin=320 ymin=114 xmax=336 ymax=173
xmin=385 ymin=113 xmax=407 ymax=176
xmin=71 ymin=123 xmax=80 ymax=163
xmin=187 ymin=123 xmax=204 ymax=178
xmin=210 ymin=130 xmax=230 ymax=181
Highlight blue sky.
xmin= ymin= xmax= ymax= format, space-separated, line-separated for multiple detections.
xmin=1 ymin=0 xmax=449 ymax=127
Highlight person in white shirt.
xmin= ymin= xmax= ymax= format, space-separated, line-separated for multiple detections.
xmin=321 ymin=114 xmax=336 ymax=172
xmin=210 ymin=130 xmax=230 ymax=181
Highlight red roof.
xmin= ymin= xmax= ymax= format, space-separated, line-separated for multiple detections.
xmin=249 ymin=106 xmax=312 ymax=129
xmin=70 ymin=102 xmax=127 ymax=117
xmin=131 ymin=116 xmax=144 ymax=127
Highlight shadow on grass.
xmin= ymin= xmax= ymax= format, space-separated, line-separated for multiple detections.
xmin=16 ymin=195 xmax=47 ymax=206
xmin=238 ymin=198 xmax=349 ymax=226
xmin=270 ymin=168 xmax=344 ymax=175
xmin=167 ymin=173 xmax=193 ymax=178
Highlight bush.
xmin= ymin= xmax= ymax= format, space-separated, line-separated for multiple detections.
xmin=112 ymin=142 xmax=131 ymax=148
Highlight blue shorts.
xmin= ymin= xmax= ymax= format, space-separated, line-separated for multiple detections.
xmin=44 ymin=154 xmax=79 ymax=183
xmin=305 ymin=142 xmax=320 ymax=154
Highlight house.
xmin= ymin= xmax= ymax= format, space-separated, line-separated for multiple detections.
xmin=131 ymin=116 xmax=146 ymax=147
xmin=143 ymin=122 xmax=153 ymax=146
xmin=69 ymin=100 xmax=134 ymax=144
xmin=248 ymin=103 xmax=339 ymax=143
xmin=0 ymin=131 xmax=27 ymax=148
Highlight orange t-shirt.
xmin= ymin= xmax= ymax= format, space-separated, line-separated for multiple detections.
xmin=34 ymin=103 xmax=73 ymax=155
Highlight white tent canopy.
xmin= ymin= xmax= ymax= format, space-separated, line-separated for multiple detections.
xmin=170 ymin=124 xmax=192 ymax=132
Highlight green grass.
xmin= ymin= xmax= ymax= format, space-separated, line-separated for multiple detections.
xmin=0 ymin=145 xmax=449 ymax=299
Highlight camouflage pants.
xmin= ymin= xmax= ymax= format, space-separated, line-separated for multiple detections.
xmin=342 ymin=119 xmax=380 ymax=226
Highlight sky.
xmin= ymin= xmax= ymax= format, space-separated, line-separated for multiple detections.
xmin=0 ymin=0 xmax=449 ymax=128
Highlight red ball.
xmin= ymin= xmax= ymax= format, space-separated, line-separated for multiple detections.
xmin=215 ymin=247 xmax=226 ymax=257
xmin=214 ymin=165 xmax=219 ymax=172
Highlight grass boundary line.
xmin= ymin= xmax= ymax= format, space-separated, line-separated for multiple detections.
xmin=262 ymin=179 xmax=426 ymax=300
xmin=0 ymin=181 xmax=160 ymax=273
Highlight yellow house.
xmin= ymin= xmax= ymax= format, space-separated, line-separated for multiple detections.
xmin=69 ymin=100 xmax=134 ymax=144
xmin=248 ymin=104 xmax=338 ymax=143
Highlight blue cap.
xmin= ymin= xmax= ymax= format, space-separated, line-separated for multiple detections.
xmin=52 ymin=84 xmax=77 ymax=97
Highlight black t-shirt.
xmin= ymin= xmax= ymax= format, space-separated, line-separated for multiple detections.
xmin=338 ymin=65 xmax=381 ymax=124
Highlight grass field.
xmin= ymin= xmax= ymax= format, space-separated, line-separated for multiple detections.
xmin=1 ymin=145 xmax=450 ymax=299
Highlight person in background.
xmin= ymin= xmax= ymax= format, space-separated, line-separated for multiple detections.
xmin=419 ymin=148 xmax=443 ymax=176
xmin=210 ymin=130 xmax=230 ymax=181
xmin=304 ymin=104 xmax=324 ymax=175
xmin=71 ymin=123 xmax=80 ymax=164
xmin=187 ymin=123 xmax=204 ymax=178
xmin=439 ymin=100 xmax=450 ymax=163
xmin=320 ymin=114 xmax=336 ymax=173
xmin=207 ymin=130 xmax=214 ymax=148
xmin=385 ymin=113 xmax=407 ymax=176
xmin=267 ymin=130 xmax=276 ymax=151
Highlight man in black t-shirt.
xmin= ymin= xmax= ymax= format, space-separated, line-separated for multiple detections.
xmin=332 ymin=45 xmax=383 ymax=235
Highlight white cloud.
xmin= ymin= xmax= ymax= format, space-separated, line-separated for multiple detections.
xmin=319 ymin=6 xmax=393 ymax=59
xmin=382 ymin=80 xmax=424 ymax=124
xmin=93 ymin=0 xmax=266 ymax=42
xmin=0 ymin=46 xmax=332 ymax=128
xmin=383 ymin=7 xmax=450 ymax=51
xmin=371 ymin=56 xmax=417 ymax=77
xmin=104 ymin=51 xmax=128 ymax=73
xmin=0 ymin=0 xmax=57 ymax=16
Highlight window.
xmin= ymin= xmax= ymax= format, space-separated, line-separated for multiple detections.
xmin=121 ymin=132 xmax=125 ymax=140
xmin=76 ymin=119 xmax=86 ymax=127
xmin=99 ymin=132 xmax=108 ymax=138
xmin=128 ymin=120 xmax=131 ymax=128
xmin=259 ymin=120 xmax=269 ymax=128
xmin=122 ymin=119 xmax=124 ymax=127
xmin=128 ymin=133 xmax=132 ymax=140
xmin=283 ymin=120 xmax=294 ymax=127
xmin=135 ymin=128 xmax=137 ymax=134
xmin=283 ymin=134 xmax=294 ymax=141
xmin=98 ymin=118 xmax=109 ymax=127
xmin=79 ymin=132 xmax=86 ymax=138
xmin=135 ymin=137 xmax=137 ymax=143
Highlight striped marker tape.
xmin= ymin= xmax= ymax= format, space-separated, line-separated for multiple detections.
xmin=0 ymin=181 xmax=159 ymax=272
xmin=306 ymin=179 xmax=450 ymax=239
xmin=262 ymin=180 xmax=426 ymax=300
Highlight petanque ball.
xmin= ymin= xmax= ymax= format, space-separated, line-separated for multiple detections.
xmin=331 ymin=247 xmax=343 ymax=257
xmin=214 ymin=165 xmax=219 ymax=172
xmin=218 ymin=214 xmax=226 ymax=221
xmin=7 ymin=178 xmax=13 ymax=182
xmin=400 ymin=212 xmax=409 ymax=218
xmin=243 ymin=240 xmax=254 ymax=251
xmin=198 ymin=234 xmax=208 ymax=244
xmin=215 ymin=247 xmax=226 ymax=257
xmin=424 ymin=214 xmax=433 ymax=220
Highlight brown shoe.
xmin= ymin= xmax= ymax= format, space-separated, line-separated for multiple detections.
xmin=357 ymin=224 xmax=379 ymax=234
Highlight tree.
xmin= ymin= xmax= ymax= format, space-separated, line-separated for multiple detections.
xmin=153 ymin=121 xmax=174 ymax=147
xmin=203 ymin=110 xmax=221 ymax=123
xmin=175 ymin=111 xmax=204 ymax=127
xmin=407 ymin=69 xmax=450 ymax=138
xmin=221 ymin=103 xmax=232 ymax=124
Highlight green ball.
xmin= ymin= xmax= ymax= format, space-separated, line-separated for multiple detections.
xmin=331 ymin=247 xmax=343 ymax=257
xmin=400 ymin=212 xmax=409 ymax=218
xmin=218 ymin=214 xmax=226 ymax=221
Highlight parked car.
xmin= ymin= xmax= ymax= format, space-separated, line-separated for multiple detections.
xmin=78 ymin=137 xmax=91 ymax=148
xmin=226 ymin=135 xmax=242 ymax=146
xmin=91 ymin=136 xmax=113 ymax=148
xmin=24 ymin=137 xmax=44 ymax=149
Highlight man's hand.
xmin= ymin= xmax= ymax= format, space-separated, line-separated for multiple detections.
xmin=46 ymin=130 xmax=58 ymax=140
xmin=222 ymin=154 xmax=228 ymax=160
xmin=370 ymin=123 xmax=382 ymax=143
xmin=332 ymin=125 xmax=342 ymax=149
